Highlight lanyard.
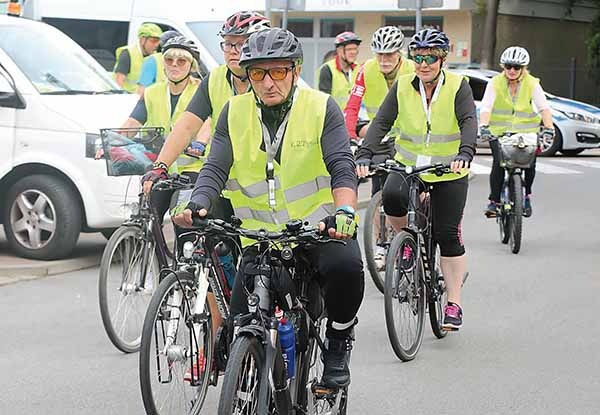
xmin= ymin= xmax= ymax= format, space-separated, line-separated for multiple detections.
xmin=257 ymin=107 xmax=292 ymax=209
xmin=418 ymin=70 xmax=445 ymax=146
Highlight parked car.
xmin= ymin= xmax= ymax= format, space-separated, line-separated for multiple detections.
xmin=451 ymin=68 xmax=600 ymax=156
xmin=0 ymin=16 xmax=139 ymax=260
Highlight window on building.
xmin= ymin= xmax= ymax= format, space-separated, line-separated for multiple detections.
xmin=320 ymin=18 xmax=353 ymax=38
xmin=383 ymin=16 xmax=443 ymax=39
xmin=287 ymin=19 xmax=314 ymax=38
xmin=42 ymin=18 xmax=129 ymax=70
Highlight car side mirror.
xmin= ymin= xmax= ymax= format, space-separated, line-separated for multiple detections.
xmin=0 ymin=71 xmax=26 ymax=109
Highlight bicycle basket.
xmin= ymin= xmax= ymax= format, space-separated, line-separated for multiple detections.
xmin=499 ymin=133 xmax=537 ymax=168
xmin=99 ymin=127 xmax=164 ymax=176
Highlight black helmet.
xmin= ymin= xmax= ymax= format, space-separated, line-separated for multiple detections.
xmin=162 ymin=35 xmax=200 ymax=62
xmin=239 ymin=28 xmax=303 ymax=67
xmin=159 ymin=30 xmax=180 ymax=48
xmin=408 ymin=28 xmax=450 ymax=51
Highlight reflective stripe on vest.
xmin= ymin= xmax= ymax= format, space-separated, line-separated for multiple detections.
xmin=208 ymin=65 xmax=234 ymax=134
xmin=392 ymin=71 xmax=468 ymax=183
xmin=113 ymin=45 xmax=144 ymax=93
xmin=489 ymin=73 xmax=542 ymax=136
xmin=226 ymin=88 xmax=334 ymax=240
xmin=363 ymin=57 xmax=414 ymax=120
xmin=144 ymin=78 xmax=202 ymax=173
xmin=317 ymin=59 xmax=358 ymax=110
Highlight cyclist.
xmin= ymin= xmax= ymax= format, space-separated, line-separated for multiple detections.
xmin=480 ymin=46 xmax=554 ymax=218
xmin=356 ymin=28 xmax=477 ymax=331
xmin=316 ymin=31 xmax=362 ymax=109
xmin=136 ymin=30 xmax=180 ymax=96
xmin=113 ymin=23 xmax=163 ymax=93
xmin=174 ymin=28 xmax=365 ymax=389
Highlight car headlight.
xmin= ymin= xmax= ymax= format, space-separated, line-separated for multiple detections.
xmin=560 ymin=111 xmax=600 ymax=124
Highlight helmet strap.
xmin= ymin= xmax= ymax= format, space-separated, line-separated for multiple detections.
xmin=169 ymin=71 xmax=191 ymax=86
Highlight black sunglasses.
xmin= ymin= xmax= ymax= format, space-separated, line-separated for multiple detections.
xmin=504 ymin=64 xmax=523 ymax=71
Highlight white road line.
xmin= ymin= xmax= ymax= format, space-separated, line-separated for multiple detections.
xmin=470 ymin=163 xmax=492 ymax=175
xmin=472 ymin=157 xmax=583 ymax=175
xmin=535 ymin=162 xmax=583 ymax=174
xmin=553 ymin=159 xmax=600 ymax=169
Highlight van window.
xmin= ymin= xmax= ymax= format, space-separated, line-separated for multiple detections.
xmin=187 ymin=21 xmax=224 ymax=65
xmin=42 ymin=18 xmax=128 ymax=71
xmin=0 ymin=24 xmax=119 ymax=94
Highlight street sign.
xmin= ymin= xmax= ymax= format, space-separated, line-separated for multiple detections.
xmin=397 ymin=0 xmax=442 ymax=8
xmin=272 ymin=0 xmax=306 ymax=10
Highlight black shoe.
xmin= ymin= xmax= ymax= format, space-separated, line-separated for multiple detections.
xmin=523 ymin=197 xmax=532 ymax=217
xmin=321 ymin=335 xmax=353 ymax=388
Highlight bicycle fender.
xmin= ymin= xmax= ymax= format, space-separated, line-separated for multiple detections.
xmin=236 ymin=324 xmax=267 ymax=341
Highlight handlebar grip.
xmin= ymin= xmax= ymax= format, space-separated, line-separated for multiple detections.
xmin=191 ymin=211 xmax=209 ymax=228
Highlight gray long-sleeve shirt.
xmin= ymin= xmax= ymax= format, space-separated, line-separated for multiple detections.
xmin=357 ymin=72 xmax=477 ymax=162
xmin=190 ymin=95 xmax=357 ymax=212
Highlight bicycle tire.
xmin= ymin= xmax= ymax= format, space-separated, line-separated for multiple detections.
xmin=98 ymin=225 xmax=158 ymax=353
xmin=218 ymin=335 xmax=265 ymax=415
xmin=427 ymin=244 xmax=448 ymax=339
xmin=363 ymin=190 xmax=390 ymax=294
xmin=139 ymin=270 xmax=212 ymax=415
xmin=384 ymin=231 xmax=425 ymax=361
xmin=509 ymin=174 xmax=523 ymax=254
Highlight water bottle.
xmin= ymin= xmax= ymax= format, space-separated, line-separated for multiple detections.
xmin=276 ymin=307 xmax=296 ymax=379
xmin=215 ymin=242 xmax=236 ymax=289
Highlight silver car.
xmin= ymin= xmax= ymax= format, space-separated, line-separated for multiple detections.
xmin=451 ymin=68 xmax=600 ymax=156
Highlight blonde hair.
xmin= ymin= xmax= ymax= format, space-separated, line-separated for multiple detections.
xmin=163 ymin=48 xmax=199 ymax=72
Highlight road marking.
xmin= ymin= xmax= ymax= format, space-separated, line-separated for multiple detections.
xmin=472 ymin=157 xmax=583 ymax=175
xmin=535 ymin=162 xmax=583 ymax=174
xmin=553 ymin=159 xmax=600 ymax=169
xmin=470 ymin=163 xmax=491 ymax=175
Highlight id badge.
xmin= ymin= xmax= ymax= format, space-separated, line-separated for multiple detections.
xmin=416 ymin=154 xmax=432 ymax=167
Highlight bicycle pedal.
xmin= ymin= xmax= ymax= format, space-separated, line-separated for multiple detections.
xmin=312 ymin=383 xmax=337 ymax=396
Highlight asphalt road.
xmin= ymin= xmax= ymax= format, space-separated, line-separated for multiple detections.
xmin=1 ymin=153 xmax=600 ymax=414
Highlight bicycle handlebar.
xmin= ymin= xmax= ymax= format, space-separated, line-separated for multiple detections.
xmin=367 ymin=160 xmax=451 ymax=177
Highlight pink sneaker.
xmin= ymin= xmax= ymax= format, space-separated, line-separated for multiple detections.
xmin=442 ymin=302 xmax=463 ymax=331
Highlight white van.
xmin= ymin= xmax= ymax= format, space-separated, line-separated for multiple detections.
xmin=0 ymin=15 xmax=139 ymax=259
xmin=22 ymin=0 xmax=265 ymax=74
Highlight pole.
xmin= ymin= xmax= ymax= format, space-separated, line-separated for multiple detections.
xmin=265 ymin=0 xmax=272 ymax=20
xmin=282 ymin=0 xmax=289 ymax=30
xmin=415 ymin=0 xmax=423 ymax=33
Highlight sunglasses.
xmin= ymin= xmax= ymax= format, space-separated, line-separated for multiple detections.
xmin=413 ymin=54 xmax=440 ymax=65
xmin=504 ymin=64 xmax=523 ymax=71
xmin=247 ymin=66 xmax=294 ymax=81
xmin=164 ymin=57 xmax=190 ymax=66
xmin=220 ymin=41 xmax=243 ymax=53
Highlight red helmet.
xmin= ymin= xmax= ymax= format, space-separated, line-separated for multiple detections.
xmin=334 ymin=31 xmax=362 ymax=47
xmin=219 ymin=11 xmax=270 ymax=37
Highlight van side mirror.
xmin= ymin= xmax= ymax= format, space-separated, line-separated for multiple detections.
xmin=0 ymin=71 xmax=26 ymax=109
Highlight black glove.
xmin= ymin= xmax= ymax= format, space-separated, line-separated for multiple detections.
xmin=185 ymin=201 xmax=208 ymax=217
xmin=356 ymin=158 xmax=371 ymax=168
xmin=321 ymin=208 xmax=358 ymax=239
xmin=452 ymin=153 xmax=472 ymax=168
xmin=479 ymin=125 xmax=492 ymax=141
xmin=141 ymin=164 xmax=168 ymax=185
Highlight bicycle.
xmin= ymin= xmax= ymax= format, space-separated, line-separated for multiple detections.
xmin=489 ymin=132 xmax=537 ymax=254
xmin=97 ymin=127 xmax=180 ymax=353
xmin=215 ymin=218 xmax=349 ymax=415
xmin=380 ymin=161 xmax=456 ymax=362
xmin=138 ymin=215 xmax=236 ymax=415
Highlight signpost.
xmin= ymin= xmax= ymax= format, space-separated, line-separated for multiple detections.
xmin=397 ymin=0 xmax=443 ymax=32
xmin=271 ymin=0 xmax=306 ymax=29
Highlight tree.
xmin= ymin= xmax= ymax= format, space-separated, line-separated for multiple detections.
xmin=568 ymin=0 xmax=600 ymax=82
xmin=481 ymin=0 xmax=500 ymax=69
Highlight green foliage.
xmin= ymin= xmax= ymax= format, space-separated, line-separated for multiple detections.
xmin=567 ymin=0 xmax=600 ymax=80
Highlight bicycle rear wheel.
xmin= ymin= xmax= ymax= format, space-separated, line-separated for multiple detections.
xmin=384 ymin=231 xmax=425 ymax=361
xmin=218 ymin=335 xmax=265 ymax=414
xmin=427 ymin=244 xmax=448 ymax=339
xmin=509 ymin=174 xmax=523 ymax=254
xmin=363 ymin=190 xmax=394 ymax=294
xmin=98 ymin=225 xmax=159 ymax=353
xmin=139 ymin=271 xmax=212 ymax=415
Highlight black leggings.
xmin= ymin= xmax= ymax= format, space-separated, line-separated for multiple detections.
xmin=382 ymin=172 xmax=468 ymax=257
xmin=489 ymin=141 xmax=537 ymax=201
xmin=230 ymin=239 xmax=365 ymax=337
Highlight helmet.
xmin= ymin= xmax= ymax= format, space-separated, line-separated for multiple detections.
xmin=162 ymin=36 xmax=200 ymax=62
xmin=370 ymin=26 xmax=405 ymax=53
xmin=159 ymin=30 xmax=180 ymax=48
xmin=335 ymin=31 xmax=362 ymax=47
xmin=220 ymin=11 xmax=271 ymax=37
xmin=239 ymin=28 xmax=303 ymax=67
xmin=500 ymin=46 xmax=530 ymax=66
xmin=138 ymin=23 xmax=163 ymax=39
xmin=408 ymin=28 xmax=450 ymax=51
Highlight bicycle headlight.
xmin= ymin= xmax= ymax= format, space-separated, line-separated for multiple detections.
xmin=182 ymin=241 xmax=195 ymax=259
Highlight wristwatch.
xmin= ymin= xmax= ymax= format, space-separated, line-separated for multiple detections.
xmin=336 ymin=205 xmax=356 ymax=218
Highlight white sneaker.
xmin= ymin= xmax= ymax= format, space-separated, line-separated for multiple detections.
xmin=374 ymin=246 xmax=386 ymax=271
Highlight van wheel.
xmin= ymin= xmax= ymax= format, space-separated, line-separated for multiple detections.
xmin=3 ymin=175 xmax=82 ymax=260
xmin=538 ymin=125 xmax=562 ymax=157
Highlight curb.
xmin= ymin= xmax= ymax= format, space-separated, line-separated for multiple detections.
xmin=0 ymin=254 xmax=101 ymax=286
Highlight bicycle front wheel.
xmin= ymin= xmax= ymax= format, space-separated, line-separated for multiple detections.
xmin=98 ymin=225 xmax=159 ymax=353
xmin=218 ymin=335 xmax=265 ymax=415
xmin=384 ymin=231 xmax=425 ymax=361
xmin=509 ymin=174 xmax=523 ymax=254
xmin=139 ymin=271 xmax=212 ymax=415
xmin=364 ymin=190 xmax=394 ymax=294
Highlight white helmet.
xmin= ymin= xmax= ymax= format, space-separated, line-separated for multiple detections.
xmin=371 ymin=26 xmax=405 ymax=53
xmin=500 ymin=46 xmax=530 ymax=66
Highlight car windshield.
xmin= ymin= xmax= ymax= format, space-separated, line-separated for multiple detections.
xmin=186 ymin=21 xmax=225 ymax=65
xmin=0 ymin=24 xmax=120 ymax=94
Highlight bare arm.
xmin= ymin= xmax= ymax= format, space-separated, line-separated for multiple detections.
xmin=541 ymin=109 xmax=553 ymax=129
xmin=479 ymin=82 xmax=496 ymax=126
xmin=194 ymin=117 xmax=212 ymax=145
xmin=156 ymin=111 xmax=204 ymax=167
xmin=333 ymin=187 xmax=357 ymax=210
xmin=115 ymin=73 xmax=126 ymax=89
